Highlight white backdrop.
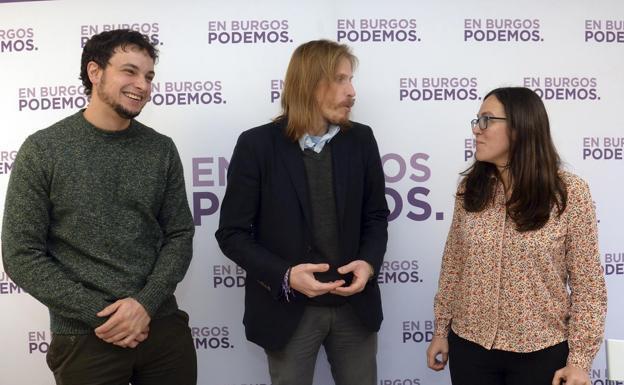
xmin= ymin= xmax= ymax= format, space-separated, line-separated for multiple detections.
xmin=1 ymin=1 xmax=623 ymax=384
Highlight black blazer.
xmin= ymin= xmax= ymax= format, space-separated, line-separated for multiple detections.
xmin=215 ymin=119 xmax=389 ymax=350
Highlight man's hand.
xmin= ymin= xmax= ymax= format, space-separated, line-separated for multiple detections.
xmin=290 ymin=263 xmax=345 ymax=298
xmin=552 ymin=365 xmax=590 ymax=385
xmin=95 ymin=298 xmax=151 ymax=348
xmin=426 ymin=336 xmax=449 ymax=371
xmin=330 ymin=260 xmax=373 ymax=297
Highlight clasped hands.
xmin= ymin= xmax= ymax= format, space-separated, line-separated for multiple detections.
xmin=289 ymin=260 xmax=374 ymax=298
xmin=92 ymin=261 xmax=374 ymax=349
xmin=94 ymin=297 xmax=151 ymax=349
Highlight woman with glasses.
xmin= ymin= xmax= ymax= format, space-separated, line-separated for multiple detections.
xmin=426 ymin=87 xmax=606 ymax=385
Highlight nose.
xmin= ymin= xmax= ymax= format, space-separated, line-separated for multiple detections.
xmin=347 ymin=81 xmax=356 ymax=98
xmin=471 ymin=122 xmax=483 ymax=135
xmin=134 ymin=76 xmax=150 ymax=92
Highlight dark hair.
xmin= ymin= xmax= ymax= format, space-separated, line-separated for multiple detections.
xmin=79 ymin=29 xmax=158 ymax=96
xmin=459 ymin=87 xmax=567 ymax=231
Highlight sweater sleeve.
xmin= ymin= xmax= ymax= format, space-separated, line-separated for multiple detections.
xmin=564 ymin=177 xmax=607 ymax=371
xmin=2 ymin=136 xmax=111 ymax=328
xmin=133 ymin=140 xmax=194 ymax=316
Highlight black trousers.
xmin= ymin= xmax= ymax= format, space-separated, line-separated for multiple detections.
xmin=46 ymin=310 xmax=197 ymax=385
xmin=448 ymin=330 xmax=568 ymax=385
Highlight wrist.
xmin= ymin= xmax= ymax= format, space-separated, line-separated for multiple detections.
xmin=365 ymin=261 xmax=374 ymax=280
xmin=281 ymin=267 xmax=295 ymax=302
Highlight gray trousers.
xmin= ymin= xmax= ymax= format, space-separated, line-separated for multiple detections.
xmin=265 ymin=304 xmax=377 ymax=385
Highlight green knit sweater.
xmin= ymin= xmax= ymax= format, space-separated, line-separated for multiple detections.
xmin=1 ymin=110 xmax=194 ymax=334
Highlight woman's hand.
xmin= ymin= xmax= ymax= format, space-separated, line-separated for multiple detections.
xmin=426 ymin=336 xmax=449 ymax=371
xmin=552 ymin=365 xmax=590 ymax=385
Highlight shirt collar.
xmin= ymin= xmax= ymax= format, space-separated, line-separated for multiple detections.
xmin=298 ymin=125 xmax=341 ymax=153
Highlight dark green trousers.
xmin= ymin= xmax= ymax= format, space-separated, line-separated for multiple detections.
xmin=46 ymin=310 xmax=196 ymax=385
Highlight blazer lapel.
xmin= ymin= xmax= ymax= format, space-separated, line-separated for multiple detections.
xmin=274 ymin=126 xmax=313 ymax=231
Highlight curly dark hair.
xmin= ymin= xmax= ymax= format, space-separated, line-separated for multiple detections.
xmin=79 ymin=29 xmax=158 ymax=96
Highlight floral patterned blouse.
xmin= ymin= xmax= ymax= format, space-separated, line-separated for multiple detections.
xmin=433 ymin=171 xmax=607 ymax=371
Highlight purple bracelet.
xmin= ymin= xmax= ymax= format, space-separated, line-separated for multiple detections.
xmin=281 ymin=267 xmax=295 ymax=302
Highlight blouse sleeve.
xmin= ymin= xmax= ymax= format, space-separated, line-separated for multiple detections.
xmin=433 ymin=187 xmax=466 ymax=337
xmin=564 ymin=176 xmax=607 ymax=371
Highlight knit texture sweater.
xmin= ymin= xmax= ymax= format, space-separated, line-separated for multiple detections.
xmin=1 ymin=111 xmax=194 ymax=334
xmin=302 ymin=144 xmax=346 ymax=306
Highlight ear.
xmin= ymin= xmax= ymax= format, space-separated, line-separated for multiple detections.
xmin=87 ymin=61 xmax=103 ymax=87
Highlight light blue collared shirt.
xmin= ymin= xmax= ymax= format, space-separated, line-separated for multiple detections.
xmin=298 ymin=125 xmax=341 ymax=153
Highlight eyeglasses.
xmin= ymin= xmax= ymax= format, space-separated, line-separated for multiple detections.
xmin=470 ymin=116 xmax=506 ymax=130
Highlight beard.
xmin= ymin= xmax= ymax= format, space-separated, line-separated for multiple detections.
xmin=111 ymin=102 xmax=140 ymax=120
xmin=331 ymin=99 xmax=354 ymax=127
xmin=96 ymin=74 xmax=142 ymax=120
xmin=331 ymin=115 xmax=352 ymax=128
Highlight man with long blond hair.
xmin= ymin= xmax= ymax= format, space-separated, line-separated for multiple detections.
xmin=216 ymin=40 xmax=389 ymax=385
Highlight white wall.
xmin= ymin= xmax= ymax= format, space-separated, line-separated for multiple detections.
xmin=1 ymin=1 xmax=622 ymax=384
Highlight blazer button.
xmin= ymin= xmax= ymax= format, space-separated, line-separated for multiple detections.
xmin=306 ymin=245 xmax=312 ymax=252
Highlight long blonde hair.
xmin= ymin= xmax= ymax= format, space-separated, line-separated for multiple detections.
xmin=276 ymin=40 xmax=357 ymax=141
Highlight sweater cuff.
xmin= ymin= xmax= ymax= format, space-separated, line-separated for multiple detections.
xmin=78 ymin=297 xmax=112 ymax=328
xmin=133 ymin=283 xmax=167 ymax=317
